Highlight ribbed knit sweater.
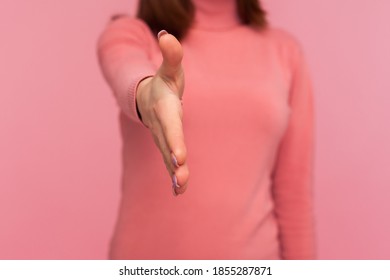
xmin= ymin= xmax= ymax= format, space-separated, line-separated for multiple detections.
xmin=97 ymin=0 xmax=316 ymax=259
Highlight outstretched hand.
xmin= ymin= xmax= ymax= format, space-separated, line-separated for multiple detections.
xmin=136 ymin=30 xmax=189 ymax=196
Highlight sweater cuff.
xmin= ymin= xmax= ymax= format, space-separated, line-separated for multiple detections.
xmin=128 ymin=75 xmax=153 ymax=127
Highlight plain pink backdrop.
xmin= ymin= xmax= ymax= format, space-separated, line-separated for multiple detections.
xmin=1 ymin=0 xmax=389 ymax=259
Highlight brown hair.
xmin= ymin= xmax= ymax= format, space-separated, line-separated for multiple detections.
xmin=136 ymin=0 xmax=268 ymax=40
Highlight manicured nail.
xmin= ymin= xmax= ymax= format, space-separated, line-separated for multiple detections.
xmin=172 ymin=174 xmax=178 ymax=187
xmin=158 ymin=30 xmax=168 ymax=40
xmin=171 ymin=153 xmax=179 ymax=168
xmin=172 ymin=174 xmax=180 ymax=196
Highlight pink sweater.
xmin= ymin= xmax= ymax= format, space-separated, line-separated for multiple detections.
xmin=97 ymin=0 xmax=316 ymax=260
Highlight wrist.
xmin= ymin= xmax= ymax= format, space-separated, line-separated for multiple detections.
xmin=136 ymin=76 xmax=153 ymax=123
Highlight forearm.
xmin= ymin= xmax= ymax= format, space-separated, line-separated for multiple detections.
xmin=273 ymin=181 xmax=317 ymax=259
xmin=96 ymin=16 xmax=156 ymax=123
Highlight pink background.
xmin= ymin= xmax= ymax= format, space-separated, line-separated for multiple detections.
xmin=1 ymin=0 xmax=389 ymax=259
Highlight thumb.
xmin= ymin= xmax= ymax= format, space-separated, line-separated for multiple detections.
xmin=157 ymin=30 xmax=183 ymax=79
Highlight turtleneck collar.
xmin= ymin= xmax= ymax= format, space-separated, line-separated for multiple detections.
xmin=192 ymin=0 xmax=241 ymax=31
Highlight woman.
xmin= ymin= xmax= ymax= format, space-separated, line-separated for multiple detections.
xmin=97 ymin=0 xmax=316 ymax=259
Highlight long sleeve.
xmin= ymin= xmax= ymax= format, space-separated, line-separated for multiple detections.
xmin=96 ymin=16 xmax=156 ymax=124
xmin=271 ymin=40 xmax=316 ymax=259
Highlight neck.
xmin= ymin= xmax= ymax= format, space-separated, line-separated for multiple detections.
xmin=192 ymin=0 xmax=241 ymax=30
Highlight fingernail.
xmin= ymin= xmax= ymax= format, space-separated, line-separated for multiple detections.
xmin=171 ymin=153 xmax=179 ymax=168
xmin=172 ymin=174 xmax=180 ymax=196
xmin=172 ymin=174 xmax=178 ymax=187
xmin=158 ymin=30 xmax=168 ymax=40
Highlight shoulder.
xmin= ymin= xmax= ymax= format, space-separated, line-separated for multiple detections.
xmin=104 ymin=14 xmax=152 ymax=37
xmin=98 ymin=14 xmax=154 ymax=44
xmin=262 ymin=26 xmax=303 ymax=52
xmin=260 ymin=25 xmax=306 ymax=69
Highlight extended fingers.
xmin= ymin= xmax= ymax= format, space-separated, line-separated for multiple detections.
xmin=150 ymin=124 xmax=175 ymax=173
xmin=150 ymin=111 xmax=189 ymax=196
xmin=174 ymin=162 xmax=190 ymax=195
xmin=154 ymin=95 xmax=187 ymax=166
xmin=152 ymin=95 xmax=189 ymax=196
